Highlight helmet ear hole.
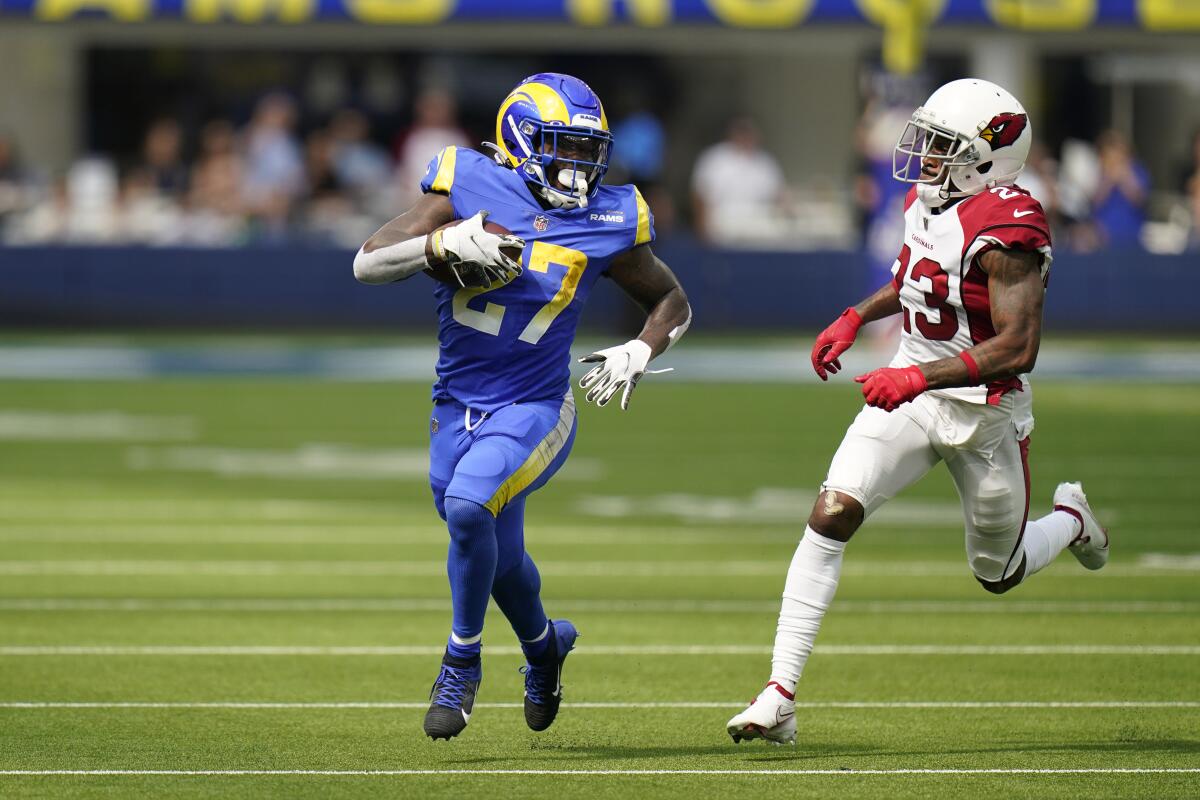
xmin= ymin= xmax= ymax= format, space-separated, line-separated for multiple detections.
xmin=977 ymin=161 xmax=994 ymax=175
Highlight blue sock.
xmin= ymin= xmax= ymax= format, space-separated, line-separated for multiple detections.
xmin=443 ymin=497 xmax=497 ymax=660
xmin=446 ymin=634 xmax=481 ymax=662
xmin=492 ymin=554 xmax=550 ymax=659
xmin=520 ymin=622 xmax=552 ymax=662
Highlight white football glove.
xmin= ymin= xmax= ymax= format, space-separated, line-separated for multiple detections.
xmin=432 ymin=210 xmax=525 ymax=289
xmin=578 ymin=339 xmax=672 ymax=411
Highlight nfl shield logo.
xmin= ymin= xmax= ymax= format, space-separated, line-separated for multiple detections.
xmin=431 ymin=417 xmax=439 ymax=434
xmin=533 ymin=215 xmax=550 ymax=233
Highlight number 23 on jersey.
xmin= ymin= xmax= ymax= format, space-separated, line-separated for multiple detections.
xmin=895 ymin=243 xmax=959 ymax=342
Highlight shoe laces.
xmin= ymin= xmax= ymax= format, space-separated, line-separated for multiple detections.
xmin=431 ymin=662 xmax=476 ymax=709
xmin=520 ymin=660 xmax=558 ymax=706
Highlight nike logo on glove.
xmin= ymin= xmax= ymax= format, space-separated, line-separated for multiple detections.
xmin=1013 ymin=209 xmax=1035 ymax=218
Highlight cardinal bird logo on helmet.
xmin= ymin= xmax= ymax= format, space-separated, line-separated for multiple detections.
xmin=980 ymin=113 xmax=1027 ymax=150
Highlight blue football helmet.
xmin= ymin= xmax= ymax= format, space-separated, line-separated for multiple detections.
xmin=490 ymin=73 xmax=613 ymax=209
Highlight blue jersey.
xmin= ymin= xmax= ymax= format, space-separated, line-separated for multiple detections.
xmin=420 ymin=146 xmax=654 ymax=413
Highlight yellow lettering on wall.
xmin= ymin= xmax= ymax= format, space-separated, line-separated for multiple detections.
xmin=1138 ymin=0 xmax=1200 ymax=30
xmin=344 ymin=0 xmax=455 ymax=24
xmin=856 ymin=0 xmax=945 ymax=74
xmin=36 ymin=0 xmax=150 ymax=21
xmin=704 ymin=0 xmax=814 ymax=28
xmin=567 ymin=0 xmax=671 ymax=26
xmin=987 ymin=0 xmax=1097 ymax=30
xmin=187 ymin=0 xmax=312 ymax=22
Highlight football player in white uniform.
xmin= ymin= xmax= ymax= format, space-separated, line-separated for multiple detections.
xmin=727 ymin=79 xmax=1110 ymax=745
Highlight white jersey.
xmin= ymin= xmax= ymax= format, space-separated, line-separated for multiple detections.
xmin=888 ymin=184 xmax=1052 ymax=405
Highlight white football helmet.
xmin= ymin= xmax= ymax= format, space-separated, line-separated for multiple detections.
xmin=893 ymin=78 xmax=1032 ymax=207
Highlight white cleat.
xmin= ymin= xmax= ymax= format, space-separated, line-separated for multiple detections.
xmin=726 ymin=682 xmax=796 ymax=745
xmin=1055 ymin=482 xmax=1109 ymax=571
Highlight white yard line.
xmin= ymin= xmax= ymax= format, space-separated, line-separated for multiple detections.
xmin=1 ymin=768 xmax=1197 ymax=776
xmin=0 ymin=499 xmax=404 ymax=523
xmin=0 ymin=560 xmax=1192 ymax=577
xmin=0 ymin=529 xmax=797 ymax=545
xmin=0 ymin=598 xmax=1195 ymax=615
xmin=1 ymin=701 xmax=1196 ymax=710
xmin=0 ymin=410 xmax=195 ymax=442
xmin=1 ymin=645 xmax=1198 ymax=656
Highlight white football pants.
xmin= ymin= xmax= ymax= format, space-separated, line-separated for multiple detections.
xmin=824 ymin=390 xmax=1035 ymax=583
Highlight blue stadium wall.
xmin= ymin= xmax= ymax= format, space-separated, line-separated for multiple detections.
xmin=2 ymin=242 xmax=1196 ymax=332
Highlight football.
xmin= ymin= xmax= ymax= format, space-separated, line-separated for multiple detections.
xmin=424 ymin=219 xmax=523 ymax=287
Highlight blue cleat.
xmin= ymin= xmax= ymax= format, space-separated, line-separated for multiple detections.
xmin=423 ymin=651 xmax=482 ymax=740
xmin=520 ymin=619 xmax=579 ymax=732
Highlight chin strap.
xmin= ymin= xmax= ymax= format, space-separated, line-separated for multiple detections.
xmin=481 ymin=141 xmax=510 ymax=167
xmin=915 ymin=181 xmax=951 ymax=209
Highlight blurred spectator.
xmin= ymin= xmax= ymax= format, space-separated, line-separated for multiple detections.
xmin=8 ymin=178 xmax=68 ymax=244
xmin=854 ymin=99 xmax=912 ymax=285
xmin=17 ymin=155 xmax=191 ymax=246
xmin=1017 ymin=141 xmax=1059 ymax=218
xmin=0 ymin=134 xmax=21 ymax=183
xmin=305 ymin=128 xmax=345 ymax=202
xmin=853 ymin=95 xmax=912 ymax=353
xmin=188 ymin=120 xmax=247 ymax=245
xmin=610 ymin=109 xmax=677 ymax=235
xmin=1055 ymin=139 xmax=1104 ymax=252
xmin=1090 ymin=129 xmax=1149 ymax=248
xmin=0 ymin=133 xmax=30 ymax=232
xmin=691 ymin=117 xmax=790 ymax=246
xmin=611 ymin=111 xmax=666 ymax=186
xmin=1018 ymin=140 xmax=1075 ymax=249
xmin=241 ymin=93 xmax=305 ymax=235
xmin=139 ymin=118 xmax=189 ymax=197
xmin=63 ymin=156 xmax=121 ymax=243
xmin=329 ymin=109 xmax=392 ymax=199
xmin=302 ymin=127 xmax=356 ymax=243
xmin=1183 ymin=129 xmax=1200 ymax=248
xmin=119 ymin=166 xmax=184 ymax=244
xmin=394 ymin=88 xmax=470 ymax=207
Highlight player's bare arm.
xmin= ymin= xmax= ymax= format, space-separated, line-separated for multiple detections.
xmin=853 ymin=246 xmax=1044 ymax=411
xmin=853 ymin=281 xmax=902 ymax=324
xmin=918 ymin=246 xmax=1044 ymax=390
xmin=353 ymin=193 xmax=523 ymax=287
xmin=365 ymin=192 xmax=455 ymax=255
xmin=811 ymin=282 xmax=900 ymax=380
xmin=606 ymin=244 xmax=691 ymax=358
xmin=578 ymin=244 xmax=691 ymax=410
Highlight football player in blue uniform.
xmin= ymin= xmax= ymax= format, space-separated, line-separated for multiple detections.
xmin=353 ymin=73 xmax=692 ymax=741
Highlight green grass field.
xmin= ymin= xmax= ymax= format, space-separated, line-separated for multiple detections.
xmin=1 ymin=370 xmax=1198 ymax=798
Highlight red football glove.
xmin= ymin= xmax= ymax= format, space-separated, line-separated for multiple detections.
xmin=811 ymin=307 xmax=862 ymax=381
xmin=854 ymin=366 xmax=928 ymax=412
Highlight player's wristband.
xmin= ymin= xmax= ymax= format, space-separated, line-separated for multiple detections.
xmin=959 ymin=350 xmax=981 ymax=384
xmin=429 ymin=229 xmax=448 ymax=264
